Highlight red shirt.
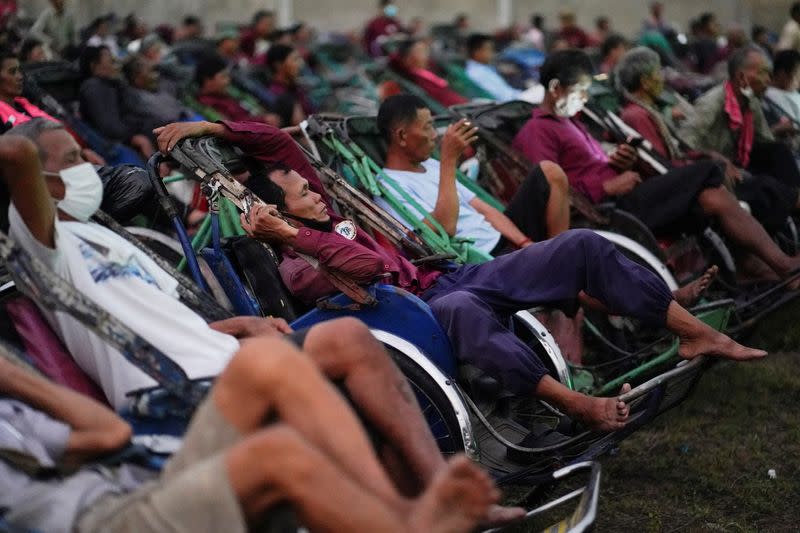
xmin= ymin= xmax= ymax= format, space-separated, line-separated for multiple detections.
xmin=512 ymin=108 xmax=617 ymax=203
xmin=280 ymin=222 xmax=441 ymax=304
xmin=218 ymin=120 xmax=441 ymax=303
xmin=558 ymin=26 xmax=591 ymax=48
xmin=363 ymin=15 xmax=403 ymax=56
xmin=197 ymin=93 xmax=258 ymax=123
xmin=388 ymin=55 xmax=467 ymax=108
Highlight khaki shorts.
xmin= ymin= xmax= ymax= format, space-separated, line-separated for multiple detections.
xmin=76 ymin=398 xmax=246 ymax=533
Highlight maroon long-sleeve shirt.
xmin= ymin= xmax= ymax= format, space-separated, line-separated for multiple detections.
xmin=219 ymin=120 xmax=440 ymax=303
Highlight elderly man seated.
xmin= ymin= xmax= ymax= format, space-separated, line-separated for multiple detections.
xmin=155 ymin=119 xmax=766 ymax=435
xmin=0 ymin=336 xmax=498 ymax=533
xmin=3 ymin=119 xmax=520 ymax=520
xmin=680 ymin=45 xmax=800 ymax=189
xmin=513 ymin=49 xmax=800 ymax=285
xmin=615 ymin=46 xmax=800 ymax=233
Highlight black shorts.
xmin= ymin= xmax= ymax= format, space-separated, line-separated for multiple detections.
xmin=284 ymin=327 xmax=311 ymax=348
xmin=616 ymin=160 xmax=724 ymax=236
xmin=492 ymin=164 xmax=551 ymax=255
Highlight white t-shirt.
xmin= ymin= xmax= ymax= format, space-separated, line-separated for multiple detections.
xmin=379 ymin=159 xmax=502 ymax=254
xmin=765 ymin=87 xmax=800 ymax=124
xmin=9 ymin=205 xmax=239 ymax=409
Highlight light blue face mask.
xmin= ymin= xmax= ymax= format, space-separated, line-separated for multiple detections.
xmin=384 ymin=4 xmax=398 ymax=17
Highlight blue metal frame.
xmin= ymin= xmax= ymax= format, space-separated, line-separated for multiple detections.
xmin=291 ymin=285 xmax=458 ymax=377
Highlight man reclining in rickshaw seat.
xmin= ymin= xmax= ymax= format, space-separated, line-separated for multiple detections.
xmin=0 ymin=334 xmax=502 ymax=533
xmin=0 ymin=120 xmax=522 ymax=518
xmin=153 ymin=120 xmax=767 ymax=434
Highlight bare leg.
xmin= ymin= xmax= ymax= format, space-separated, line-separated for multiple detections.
xmin=303 ymin=319 xmax=526 ymax=527
xmin=212 ymin=336 xmax=406 ymax=509
xmin=534 ymin=375 xmax=631 ymax=431
xmin=226 ymin=425 xmax=496 ymax=533
xmin=665 ymin=301 xmax=767 ymax=361
xmin=541 ymin=161 xmax=571 ymax=238
xmin=302 ymin=318 xmax=445 ymax=488
xmin=672 ymin=265 xmax=719 ymax=307
xmin=699 ymin=186 xmax=800 ymax=278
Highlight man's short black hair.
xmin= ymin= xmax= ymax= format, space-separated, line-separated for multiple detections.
xmin=466 ymin=34 xmax=493 ymax=58
xmin=79 ymin=45 xmax=109 ymax=79
xmin=237 ymin=156 xmax=288 ymax=209
xmin=601 ymin=34 xmax=628 ymax=59
xmin=194 ymin=53 xmax=228 ymax=87
xmin=792 ymin=2 xmax=800 ymax=18
xmin=19 ymin=39 xmax=42 ymax=62
xmin=266 ymin=44 xmax=294 ymax=72
xmin=397 ymin=38 xmax=419 ymax=59
xmin=0 ymin=48 xmax=16 ymax=65
xmin=377 ymin=94 xmax=429 ymax=143
xmin=773 ymin=49 xmax=800 ymax=77
xmin=698 ymin=12 xmax=715 ymax=30
xmin=539 ymin=49 xmax=594 ymax=88
xmin=183 ymin=15 xmax=201 ymax=27
xmin=252 ymin=10 xmax=274 ymax=25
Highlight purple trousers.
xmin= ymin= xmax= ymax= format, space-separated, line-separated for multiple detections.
xmin=420 ymin=229 xmax=673 ymax=394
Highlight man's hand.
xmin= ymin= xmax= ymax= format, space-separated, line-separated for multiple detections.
xmin=602 ymin=171 xmax=642 ymax=196
xmin=239 ymin=203 xmax=299 ymax=243
xmin=707 ymin=151 xmax=743 ymax=186
xmin=209 ymin=316 xmax=293 ymax=339
xmin=440 ymin=119 xmax=479 ymax=162
xmin=80 ymin=148 xmax=106 ymax=166
xmin=772 ymin=116 xmax=797 ymax=137
xmin=153 ymin=121 xmax=225 ymax=153
xmin=608 ymin=143 xmax=638 ymax=171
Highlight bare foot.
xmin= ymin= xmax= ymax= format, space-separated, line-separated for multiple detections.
xmin=667 ymin=301 xmax=767 ymax=361
xmin=678 ymin=326 xmax=767 ymax=361
xmin=673 ymin=266 xmax=719 ymax=307
xmin=481 ymin=504 xmax=527 ymax=528
xmin=409 ymin=455 xmax=499 ymax=533
xmin=569 ymin=384 xmax=631 ymax=432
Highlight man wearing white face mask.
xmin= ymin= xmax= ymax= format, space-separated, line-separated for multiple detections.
xmin=2 ymin=119 xmax=239 ymax=408
xmin=3 ymin=118 xmax=525 ymax=510
xmin=511 ymin=48 xmax=800 ymax=286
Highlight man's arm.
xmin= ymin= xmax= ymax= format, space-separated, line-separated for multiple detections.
xmin=240 ymin=204 xmax=389 ymax=282
xmin=426 ymin=120 xmax=478 ymax=236
xmin=0 ymin=357 xmax=132 ymax=464
xmin=0 ymin=136 xmax=56 ymax=248
xmin=469 ymin=197 xmax=530 ymax=246
xmin=154 ymin=120 xmax=331 ymax=205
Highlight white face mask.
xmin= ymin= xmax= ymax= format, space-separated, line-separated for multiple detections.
xmin=551 ymin=80 xmax=589 ymax=117
xmin=740 ymin=84 xmax=755 ymax=99
xmin=46 ymin=163 xmax=104 ymax=222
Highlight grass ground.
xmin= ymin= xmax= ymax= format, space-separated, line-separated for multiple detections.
xmin=506 ymin=300 xmax=800 ymax=532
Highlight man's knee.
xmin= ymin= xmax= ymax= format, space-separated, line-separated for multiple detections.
xmin=539 ymin=160 xmax=569 ymax=190
xmin=233 ymin=424 xmax=317 ymax=483
xmin=306 ymin=317 xmax=378 ymax=365
xmin=221 ymin=337 xmax=317 ymax=394
xmin=429 ymin=291 xmax=484 ymax=320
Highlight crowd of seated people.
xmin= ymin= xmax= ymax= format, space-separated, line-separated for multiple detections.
xmin=3 ymin=2 xmax=800 ymax=531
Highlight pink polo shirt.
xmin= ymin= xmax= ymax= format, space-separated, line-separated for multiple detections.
xmin=512 ymin=108 xmax=618 ymax=203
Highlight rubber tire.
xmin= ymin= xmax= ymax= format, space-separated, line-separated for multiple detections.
xmin=385 ymin=345 xmax=466 ymax=456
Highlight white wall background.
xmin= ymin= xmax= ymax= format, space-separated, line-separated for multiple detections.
xmin=19 ymin=0 xmax=795 ymax=38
